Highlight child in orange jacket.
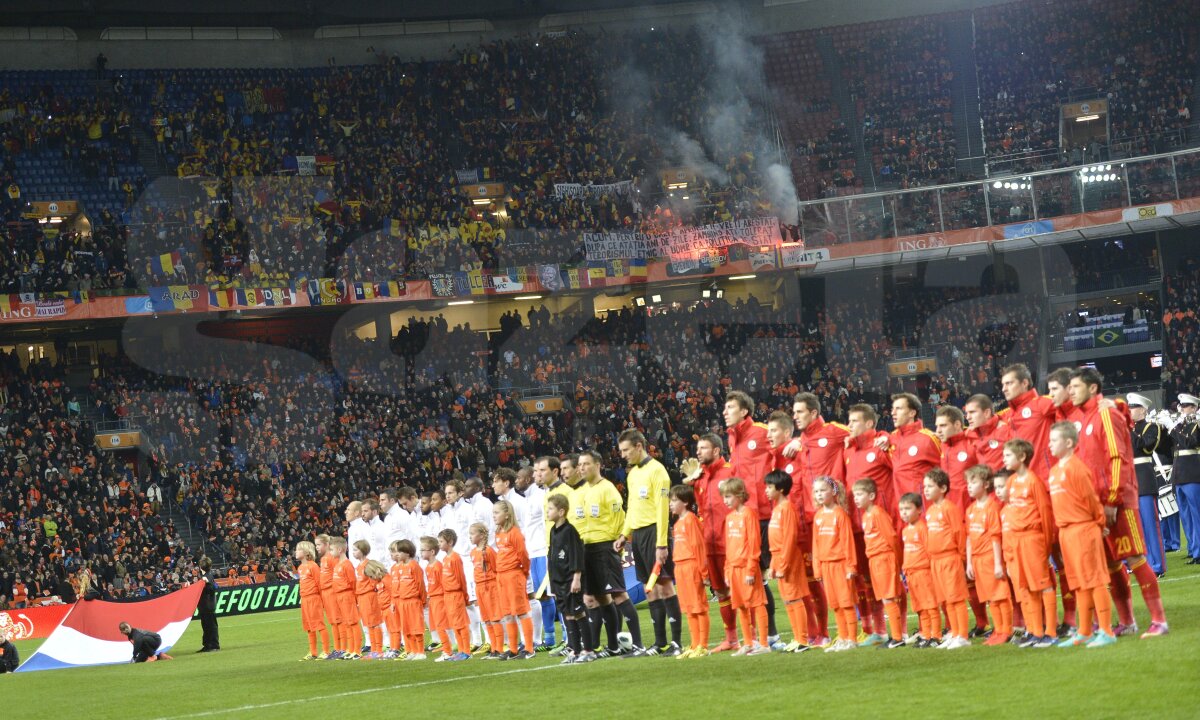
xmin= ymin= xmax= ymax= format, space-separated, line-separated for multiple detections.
xmin=722 ymin=477 xmax=769 ymax=656
xmin=470 ymin=523 xmax=506 ymax=659
xmin=900 ymin=493 xmax=939 ymax=646
xmin=437 ymin=529 xmax=470 ymax=660
xmin=670 ymin=485 xmax=710 ymax=658
xmin=420 ymin=537 xmax=453 ymax=661
xmin=1002 ymin=438 xmax=1059 ymax=648
xmin=812 ymin=476 xmax=858 ymax=652
xmin=330 ymin=537 xmax=362 ymax=659
xmin=389 ymin=539 xmax=427 ymax=660
xmin=965 ymin=465 xmax=1013 ymax=646
xmin=923 ymin=468 xmax=970 ymax=649
xmin=493 ymin=501 xmax=535 ymax=659
xmin=765 ymin=470 xmax=810 ymax=652
xmin=315 ymin=534 xmax=341 ymax=656
xmin=352 ymin=539 xmax=385 ymax=656
xmin=853 ymin=479 xmax=905 ymax=648
xmin=1047 ymin=422 xmax=1115 ymax=648
xmin=295 ymin=540 xmax=329 ymax=660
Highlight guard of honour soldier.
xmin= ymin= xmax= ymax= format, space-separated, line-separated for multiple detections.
xmin=293 ymin=363 xmax=1178 ymax=662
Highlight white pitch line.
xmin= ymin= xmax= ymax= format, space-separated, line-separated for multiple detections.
xmin=149 ymin=664 xmax=563 ymax=720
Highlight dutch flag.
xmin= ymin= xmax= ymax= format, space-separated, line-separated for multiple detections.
xmin=17 ymin=583 xmax=204 ymax=672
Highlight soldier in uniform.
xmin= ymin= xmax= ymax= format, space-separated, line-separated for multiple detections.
xmin=1128 ymin=394 xmax=1171 ymax=576
xmin=1170 ymin=394 xmax=1200 ymax=565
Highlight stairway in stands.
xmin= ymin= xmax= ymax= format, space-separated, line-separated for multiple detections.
xmin=816 ymin=35 xmax=876 ymax=191
xmin=945 ymin=14 xmax=986 ymax=180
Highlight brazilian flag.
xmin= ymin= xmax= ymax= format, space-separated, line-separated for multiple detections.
xmin=1094 ymin=327 xmax=1126 ymax=347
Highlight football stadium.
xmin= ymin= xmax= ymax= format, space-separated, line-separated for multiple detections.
xmin=2 ymin=0 xmax=1200 ymax=716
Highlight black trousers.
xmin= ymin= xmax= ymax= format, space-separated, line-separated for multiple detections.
xmin=200 ymin=610 xmax=220 ymax=650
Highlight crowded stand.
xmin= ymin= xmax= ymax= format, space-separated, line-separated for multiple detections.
xmin=976 ymin=0 xmax=1199 ymax=171
xmin=0 ymin=1 xmax=1193 ymax=295
xmin=836 ymin=16 xmax=957 ymax=189
xmin=1163 ymin=256 xmax=1200 ymax=402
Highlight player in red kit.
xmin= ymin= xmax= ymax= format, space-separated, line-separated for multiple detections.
xmin=681 ymin=433 xmax=738 ymax=650
xmin=964 ymin=394 xmax=1012 ymax=472
xmin=1068 ymin=367 xmax=1168 ymax=638
xmin=846 ymin=404 xmax=896 ymax=518
xmin=884 ymin=393 xmax=942 ymax=501
xmin=781 ymin=392 xmax=849 ymax=486
xmin=998 ymin=363 xmax=1058 ymax=481
xmin=723 ymin=390 xmax=779 ymax=647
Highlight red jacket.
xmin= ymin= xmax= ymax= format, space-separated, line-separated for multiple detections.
xmin=1074 ymin=395 xmax=1137 ymax=509
xmin=940 ymin=431 xmax=978 ymax=513
xmin=845 ymin=430 xmax=895 ymax=520
xmin=694 ymin=456 xmax=734 ymax=554
xmin=890 ymin=420 xmax=942 ymax=501
xmin=772 ymin=445 xmax=811 ymax=537
xmin=800 ymin=417 xmax=849 ymax=487
xmin=967 ymin=414 xmax=1012 ymax=472
xmin=728 ymin=417 xmax=772 ymax=520
xmin=999 ymin=389 xmax=1056 ymax=480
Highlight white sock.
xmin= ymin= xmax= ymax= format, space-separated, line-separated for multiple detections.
xmin=467 ymin=604 xmax=482 ymax=645
xmin=530 ymin=598 xmax=543 ymax=645
xmin=361 ymin=624 xmax=370 ymax=647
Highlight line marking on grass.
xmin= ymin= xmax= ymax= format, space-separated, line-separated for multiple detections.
xmin=149 ymin=664 xmax=563 ymax=720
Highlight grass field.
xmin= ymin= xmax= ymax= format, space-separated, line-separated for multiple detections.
xmin=8 ymin=556 xmax=1200 ymax=719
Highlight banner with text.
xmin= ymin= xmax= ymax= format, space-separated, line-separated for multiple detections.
xmin=583 ymin=217 xmax=782 ymax=261
xmin=553 ymin=181 xmax=634 ymax=199
xmin=198 ymin=580 xmax=300 ymax=618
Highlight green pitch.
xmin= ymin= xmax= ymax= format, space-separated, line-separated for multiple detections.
xmin=8 ymin=560 xmax=1200 ymax=719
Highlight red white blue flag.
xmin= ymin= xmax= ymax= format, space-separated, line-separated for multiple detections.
xmin=17 ymin=583 xmax=204 ymax=672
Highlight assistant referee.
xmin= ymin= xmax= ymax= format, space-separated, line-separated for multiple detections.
xmin=615 ymin=430 xmax=682 ymax=656
xmin=577 ymin=449 xmax=644 ymax=656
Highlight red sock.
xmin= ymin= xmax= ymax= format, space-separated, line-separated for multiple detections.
xmin=809 ymin=582 xmax=828 ymax=638
xmin=968 ymin=584 xmax=989 ymax=630
xmin=719 ymin=599 xmax=738 ymax=641
xmin=1129 ymin=560 xmax=1167 ymax=624
xmin=872 ymin=600 xmax=886 ymax=637
xmin=1108 ymin=568 xmax=1134 ymax=627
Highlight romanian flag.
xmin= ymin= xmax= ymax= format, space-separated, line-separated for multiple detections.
xmin=209 ymin=289 xmax=234 ymax=309
xmin=467 ymin=269 xmax=486 ymax=295
xmin=168 ymin=285 xmax=193 ymax=310
xmin=629 ymin=257 xmax=648 ymax=281
xmin=564 ymin=268 xmax=585 ymax=289
xmin=587 ymin=264 xmax=608 ymax=282
xmin=150 ymin=250 xmax=183 ymax=276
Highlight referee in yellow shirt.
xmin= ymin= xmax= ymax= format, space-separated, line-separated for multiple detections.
xmin=577 ymin=449 xmax=645 ymax=656
xmin=614 ymin=429 xmax=681 ymax=656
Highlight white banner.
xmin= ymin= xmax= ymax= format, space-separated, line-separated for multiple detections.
xmin=780 ymin=245 xmax=828 ymax=267
xmin=554 ymin=181 xmax=634 ymax=199
xmin=584 ymin=217 xmax=781 ymax=262
xmin=294 ymin=156 xmax=316 ymax=176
